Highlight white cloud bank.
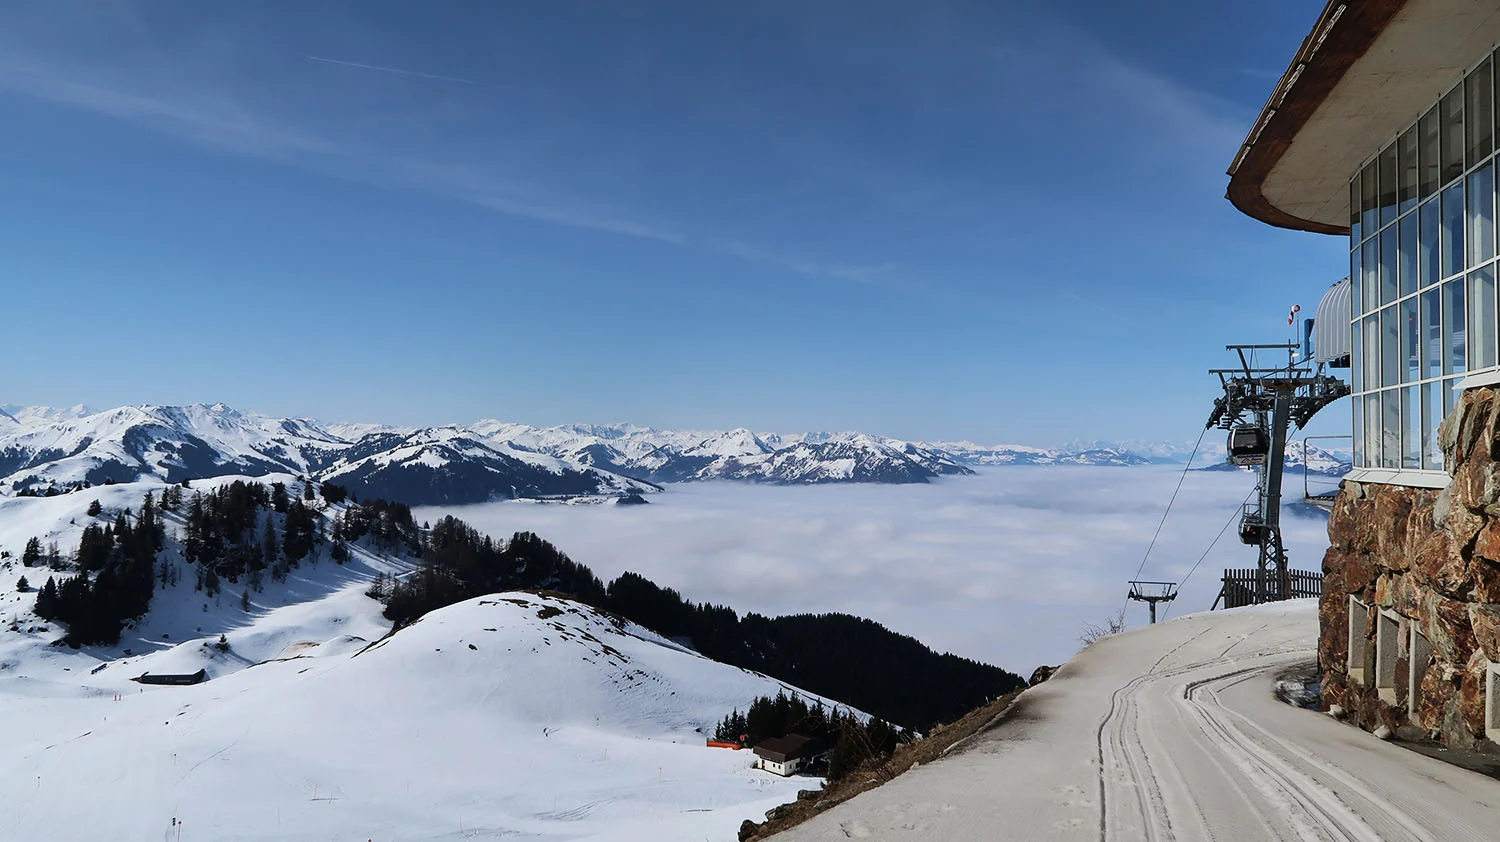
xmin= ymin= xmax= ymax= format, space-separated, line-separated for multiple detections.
xmin=418 ymin=466 xmax=1332 ymax=675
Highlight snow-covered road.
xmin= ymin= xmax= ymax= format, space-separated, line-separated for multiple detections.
xmin=773 ymin=601 xmax=1500 ymax=841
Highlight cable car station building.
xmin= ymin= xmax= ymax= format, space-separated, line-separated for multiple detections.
xmin=1228 ymin=0 xmax=1500 ymax=748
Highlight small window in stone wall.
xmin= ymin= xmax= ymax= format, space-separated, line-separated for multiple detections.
xmin=1487 ymin=662 xmax=1500 ymax=743
xmin=1409 ymin=625 xmax=1433 ymax=720
xmin=1376 ymin=609 xmax=1401 ymax=704
xmin=1349 ymin=596 xmax=1371 ymax=686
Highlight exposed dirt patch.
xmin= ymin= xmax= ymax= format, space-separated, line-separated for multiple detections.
xmin=747 ymin=688 xmax=1024 ymax=840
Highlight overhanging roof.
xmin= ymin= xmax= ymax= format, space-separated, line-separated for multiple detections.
xmin=1227 ymin=0 xmax=1500 ymax=235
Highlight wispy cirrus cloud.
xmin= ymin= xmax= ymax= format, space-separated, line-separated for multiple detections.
xmin=713 ymin=240 xmax=901 ymax=287
xmin=0 ymin=34 xmax=879 ymax=285
xmin=305 ymin=55 xmax=505 ymax=89
xmin=0 ymin=2 xmax=1247 ymax=294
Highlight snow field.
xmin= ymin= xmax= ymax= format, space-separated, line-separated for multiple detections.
xmin=0 ymin=485 xmax=844 ymax=841
xmin=776 ymin=600 xmax=1500 ymax=841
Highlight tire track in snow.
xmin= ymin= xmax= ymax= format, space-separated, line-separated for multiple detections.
xmin=1095 ymin=626 xmax=1214 ymax=841
xmin=1190 ymin=668 xmax=1439 ymax=842
xmin=1097 ymin=643 xmax=1440 ymax=842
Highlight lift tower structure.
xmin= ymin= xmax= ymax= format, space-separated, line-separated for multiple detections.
xmin=1207 ymin=343 xmax=1347 ymax=605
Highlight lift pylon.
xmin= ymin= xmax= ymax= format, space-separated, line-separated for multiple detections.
xmin=1207 ymin=343 xmax=1347 ymax=605
xmin=1127 ymin=580 xmax=1178 ymax=624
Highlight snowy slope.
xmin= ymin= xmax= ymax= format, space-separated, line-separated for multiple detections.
xmin=777 ymin=600 xmax=1500 ymax=841
xmin=0 ymin=485 xmax=854 ymax=841
xmin=0 ymin=475 xmax=416 ymax=666
xmin=0 ymin=590 xmax=840 ymax=841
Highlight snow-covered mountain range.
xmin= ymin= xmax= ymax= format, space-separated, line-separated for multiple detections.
xmin=0 ymin=404 xmax=1346 ymax=505
xmin=931 ymin=441 xmax=1154 ymax=467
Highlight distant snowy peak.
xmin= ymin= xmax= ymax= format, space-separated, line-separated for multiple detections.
xmin=933 ymin=441 xmax=1150 ymax=467
xmin=1274 ymin=440 xmax=1353 ymax=477
xmin=1059 ymin=438 xmax=1201 ymax=463
xmin=318 ymin=427 xmax=654 ymax=506
xmin=0 ymin=404 xmax=350 ymax=492
xmin=683 ymin=428 xmax=773 ymax=459
xmin=322 ymin=421 xmax=413 ymax=441
xmin=1198 ymin=440 xmax=1351 ymax=477
xmin=701 ymin=437 xmax=972 ymax=484
xmin=0 ymin=404 xmax=95 ymax=428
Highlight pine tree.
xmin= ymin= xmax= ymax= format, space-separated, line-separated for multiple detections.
xmin=34 ymin=577 xmax=58 ymax=620
xmin=22 ymin=537 xmax=41 ymax=567
xmin=86 ymin=499 xmax=102 ymax=517
xmin=137 ymin=492 xmax=163 ymax=553
xmin=282 ymin=501 xmax=315 ymax=562
xmin=16 ymin=576 xmax=29 ymax=592
xmin=260 ymin=519 xmax=278 ymax=571
xmin=303 ymin=482 xmax=315 ymax=501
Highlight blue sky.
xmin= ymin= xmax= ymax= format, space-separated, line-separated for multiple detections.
xmin=0 ymin=1 xmax=1347 ymax=445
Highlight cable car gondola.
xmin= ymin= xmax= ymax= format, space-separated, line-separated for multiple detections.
xmin=1227 ymin=424 xmax=1270 ymax=467
xmin=1238 ymin=509 xmax=1265 ymax=546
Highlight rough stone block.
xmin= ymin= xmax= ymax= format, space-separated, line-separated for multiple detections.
xmin=1448 ymin=507 xmax=1485 ymax=559
xmin=1389 ymin=574 xmax=1421 ymax=618
xmin=1460 ymin=649 xmax=1490 ymax=738
xmin=1474 ymin=520 xmax=1500 ymax=564
xmin=1374 ymin=489 xmax=1415 ymax=558
xmin=1472 ymin=557 xmax=1500 ymax=603
xmin=1415 ymin=662 xmax=1453 ymax=732
xmin=1421 ymin=592 xmax=1477 ymax=665
xmin=1469 ymin=603 xmax=1500 ymax=663
xmin=1411 ymin=539 xmax=1468 ymax=599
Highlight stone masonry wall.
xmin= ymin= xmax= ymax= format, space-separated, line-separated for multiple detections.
xmin=1321 ymin=385 xmax=1500 ymax=748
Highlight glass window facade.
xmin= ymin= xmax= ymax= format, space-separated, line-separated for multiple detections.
xmin=1351 ymin=47 xmax=1500 ymax=471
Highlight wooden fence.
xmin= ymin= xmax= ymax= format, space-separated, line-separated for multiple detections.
xmin=1214 ymin=568 xmax=1322 ymax=609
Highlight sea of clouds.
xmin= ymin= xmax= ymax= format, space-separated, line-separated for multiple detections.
xmin=417 ymin=466 xmax=1332 ymax=675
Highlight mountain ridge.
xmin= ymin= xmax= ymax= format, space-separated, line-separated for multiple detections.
xmin=0 ymin=403 xmax=1341 ymax=504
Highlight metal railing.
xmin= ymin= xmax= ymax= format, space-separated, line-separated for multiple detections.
xmin=1302 ymin=434 xmax=1352 ymax=507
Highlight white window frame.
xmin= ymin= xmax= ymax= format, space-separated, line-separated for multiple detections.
xmin=1348 ymin=596 xmax=1371 ymax=686
xmin=1487 ymin=661 xmax=1500 ymax=743
xmin=1408 ymin=624 xmax=1433 ymax=719
xmin=1375 ymin=609 xmax=1402 ymax=705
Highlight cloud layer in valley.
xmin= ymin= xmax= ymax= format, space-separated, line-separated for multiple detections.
xmin=419 ymin=465 xmax=1332 ymax=675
